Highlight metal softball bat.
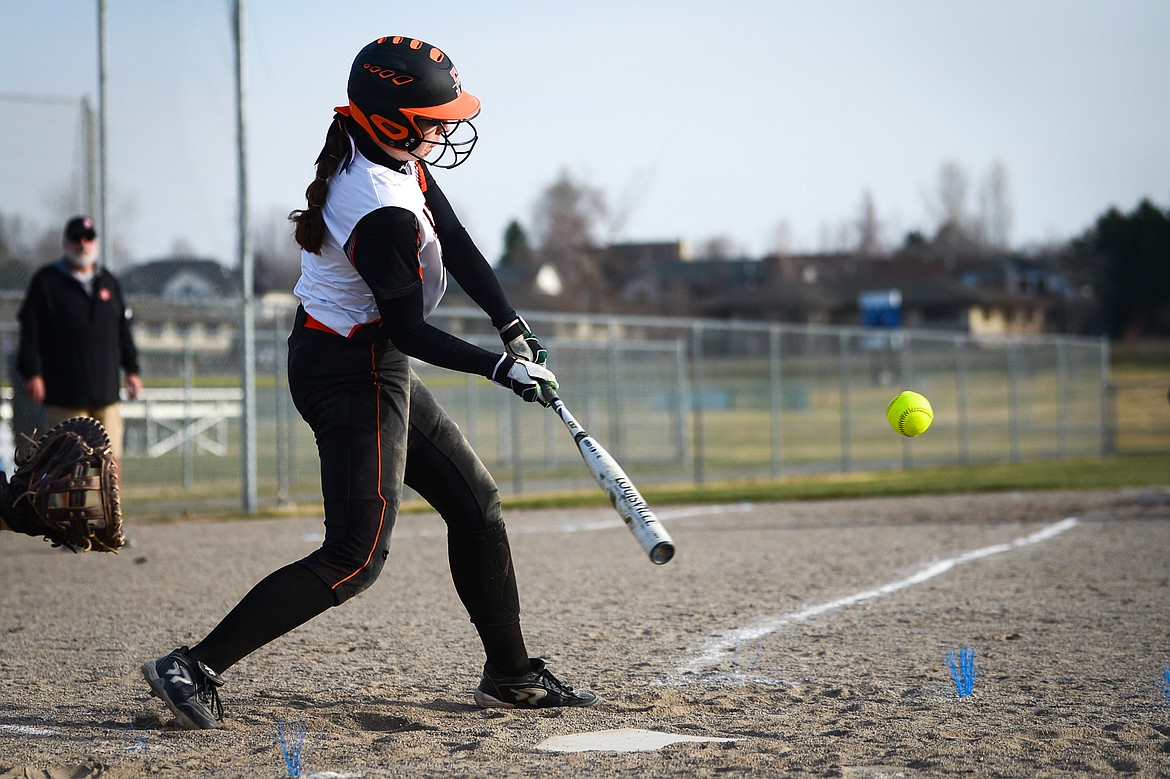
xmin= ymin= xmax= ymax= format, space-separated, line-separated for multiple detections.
xmin=540 ymin=384 xmax=675 ymax=565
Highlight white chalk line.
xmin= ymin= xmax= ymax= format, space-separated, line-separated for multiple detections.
xmin=0 ymin=723 xmax=58 ymax=736
xmin=678 ymin=517 xmax=1080 ymax=677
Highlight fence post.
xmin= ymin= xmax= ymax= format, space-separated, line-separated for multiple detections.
xmin=691 ymin=322 xmax=705 ymax=485
xmin=182 ymin=331 xmax=195 ymax=490
xmin=954 ymin=335 xmax=970 ymax=466
xmin=1101 ymin=338 xmax=1115 ymax=455
xmin=674 ymin=339 xmax=688 ymax=465
xmin=1056 ymin=340 xmax=1069 ymax=458
xmin=838 ymin=331 xmax=852 ymax=473
xmin=899 ymin=331 xmax=916 ymax=470
xmin=606 ymin=319 xmax=621 ymax=458
xmin=1007 ymin=339 xmax=1021 ymax=462
xmin=275 ymin=315 xmax=290 ymax=507
xmin=769 ymin=324 xmax=783 ymax=478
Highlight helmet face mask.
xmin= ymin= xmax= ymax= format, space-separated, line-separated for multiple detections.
xmin=347 ymin=37 xmax=480 ymax=169
xmin=400 ymin=109 xmax=479 ymax=169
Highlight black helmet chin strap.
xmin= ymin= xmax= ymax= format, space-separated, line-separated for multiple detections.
xmin=340 ymin=116 xmax=410 ymax=172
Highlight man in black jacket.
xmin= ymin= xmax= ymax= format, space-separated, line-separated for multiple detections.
xmin=17 ymin=216 xmax=142 ymax=463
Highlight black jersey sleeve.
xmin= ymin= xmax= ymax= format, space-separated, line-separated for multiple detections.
xmin=345 ymin=206 xmax=423 ymax=301
xmin=347 ymin=206 xmax=501 ymax=378
xmin=420 ymin=166 xmax=518 ymax=329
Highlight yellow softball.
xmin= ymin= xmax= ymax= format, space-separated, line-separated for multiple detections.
xmin=886 ymin=390 xmax=934 ymax=437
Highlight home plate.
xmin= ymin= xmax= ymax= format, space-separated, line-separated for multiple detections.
xmin=536 ymin=728 xmax=738 ymax=753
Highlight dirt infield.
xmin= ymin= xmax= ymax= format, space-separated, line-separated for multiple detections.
xmin=2 ymin=488 xmax=1169 ymax=778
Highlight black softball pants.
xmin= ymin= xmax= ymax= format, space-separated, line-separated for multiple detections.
xmin=188 ymin=322 xmax=524 ymax=674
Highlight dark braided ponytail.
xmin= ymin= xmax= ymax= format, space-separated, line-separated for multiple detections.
xmin=289 ymin=117 xmax=353 ymax=253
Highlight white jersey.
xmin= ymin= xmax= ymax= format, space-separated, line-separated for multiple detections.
xmin=294 ymin=148 xmax=446 ymax=337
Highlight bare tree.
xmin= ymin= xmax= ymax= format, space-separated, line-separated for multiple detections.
xmin=934 ymin=161 xmax=970 ymax=233
xmin=605 ymin=164 xmax=656 ymax=243
xmin=923 ymin=161 xmax=980 ymax=260
xmin=978 ymin=160 xmax=1013 ymax=251
xmin=767 ymin=220 xmax=793 ymax=257
xmin=531 ymin=169 xmax=608 ymax=311
xmin=855 ymin=190 xmax=884 ymax=257
xmin=532 ymin=169 xmax=607 ymax=248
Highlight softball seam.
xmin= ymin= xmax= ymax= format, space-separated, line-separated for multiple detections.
xmin=897 ymin=407 xmax=932 ymax=435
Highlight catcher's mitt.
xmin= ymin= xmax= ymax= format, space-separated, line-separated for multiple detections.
xmin=0 ymin=417 xmax=124 ymax=552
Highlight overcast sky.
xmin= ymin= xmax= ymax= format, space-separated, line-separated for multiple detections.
xmin=2 ymin=0 xmax=1168 ymax=269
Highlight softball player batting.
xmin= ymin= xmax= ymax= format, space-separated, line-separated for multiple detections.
xmin=141 ymin=36 xmax=598 ymax=729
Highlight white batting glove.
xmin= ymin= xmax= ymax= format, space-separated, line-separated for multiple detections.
xmin=491 ymin=354 xmax=557 ymax=405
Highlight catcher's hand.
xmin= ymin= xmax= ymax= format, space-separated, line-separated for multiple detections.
xmin=0 ymin=417 xmax=124 ymax=552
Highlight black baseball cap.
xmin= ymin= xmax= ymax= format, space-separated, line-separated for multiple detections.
xmin=64 ymin=216 xmax=97 ymax=241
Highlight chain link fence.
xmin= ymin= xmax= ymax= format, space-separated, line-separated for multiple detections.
xmin=0 ymin=300 xmax=1122 ymax=517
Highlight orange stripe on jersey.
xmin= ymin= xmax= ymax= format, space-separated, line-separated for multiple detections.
xmin=330 ymin=343 xmax=389 ymax=592
xmin=413 ymin=211 xmax=425 ymax=282
xmin=416 ymin=165 xmax=436 ymax=284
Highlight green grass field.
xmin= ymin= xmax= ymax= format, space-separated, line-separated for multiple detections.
xmin=495 ymin=452 xmax=1170 ymax=513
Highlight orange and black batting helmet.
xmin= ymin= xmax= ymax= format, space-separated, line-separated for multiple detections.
xmin=344 ymin=36 xmax=480 ymax=168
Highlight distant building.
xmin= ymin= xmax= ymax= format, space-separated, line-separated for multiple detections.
xmin=118 ymin=258 xmax=243 ymax=353
xmin=120 ymin=257 xmax=241 ymax=302
xmin=496 ymin=243 xmax=1075 ymax=335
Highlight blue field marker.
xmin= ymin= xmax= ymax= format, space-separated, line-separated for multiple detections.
xmin=273 ymin=715 xmax=312 ymax=778
xmin=126 ymin=722 xmax=148 ymax=753
xmin=945 ymin=648 xmax=977 ymax=697
xmin=1157 ymin=666 xmax=1170 ymax=706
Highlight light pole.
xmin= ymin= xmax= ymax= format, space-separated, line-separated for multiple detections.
xmin=97 ymin=0 xmax=108 ymax=264
xmin=234 ymin=0 xmax=258 ymax=514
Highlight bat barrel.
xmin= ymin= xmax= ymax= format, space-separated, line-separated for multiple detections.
xmin=541 ymin=383 xmax=677 ymax=566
